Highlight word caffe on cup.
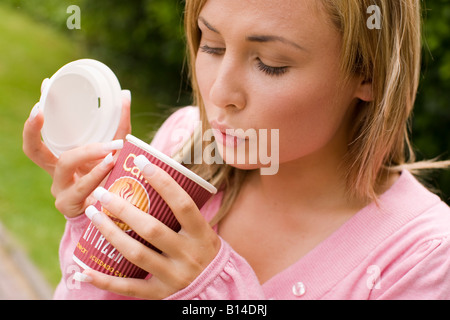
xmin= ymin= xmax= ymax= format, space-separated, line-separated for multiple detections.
xmin=73 ymin=135 xmax=217 ymax=279
xmin=171 ymin=121 xmax=280 ymax=176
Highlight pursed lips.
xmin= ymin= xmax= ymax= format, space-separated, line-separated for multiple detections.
xmin=210 ymin=120 xmax=248 ymax=147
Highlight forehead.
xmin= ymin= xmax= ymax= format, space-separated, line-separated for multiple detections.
xmin=199 ymin=0 xmax=336 ymax=49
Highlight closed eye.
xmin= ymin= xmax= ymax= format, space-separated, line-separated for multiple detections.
xmin=200 ymin=44 xmax=289 ymax=77
xmin=199 ymin=44 xmax=225 ymax=55
xmin=256 ymin=58 xmax=289 ymax=77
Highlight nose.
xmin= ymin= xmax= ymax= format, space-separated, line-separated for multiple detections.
xmin=209 ymin=54 xmax=246 ymax=111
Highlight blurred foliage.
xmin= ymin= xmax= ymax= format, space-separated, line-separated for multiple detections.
xmin=3 ymin=0 xmax=188 ymax=105
xmin=415 ymin=0 xmax=450 ymax=202
xmin=3 ymin=0 xmax=450 ymax=202
xmin=77 ymin=0 xmax=189 ymax=105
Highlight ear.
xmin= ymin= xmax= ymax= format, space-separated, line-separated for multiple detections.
xmin=354 ymin=78 xmax=374 ymax=102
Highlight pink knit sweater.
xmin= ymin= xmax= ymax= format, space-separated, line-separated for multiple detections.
xmin=54 ymin=107 xmax=450 ymax=300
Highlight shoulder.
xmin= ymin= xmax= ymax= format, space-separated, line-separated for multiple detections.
xmin=369 ymin=171 xmax=450 ymax=298
xmin=374 ymin=230 xmax=450 ymax=299
xmin=150 ymin=106 xmax=200 ymax=157
xmin=376 ymin=170 xmax=450 ymax=247
xmin=379 ymin=169 xmax=450 ymax=221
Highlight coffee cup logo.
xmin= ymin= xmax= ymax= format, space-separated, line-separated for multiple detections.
xmin=103 ymin=176 xmax=150 ymax=231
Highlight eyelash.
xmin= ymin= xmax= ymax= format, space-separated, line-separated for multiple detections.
xmin=199 ymin=44 xmax=289 ymax=77
xmin=256 ymin=58 xmax=288 ymax=77
xmin=199 ymin=44 xmax=225 ymax=55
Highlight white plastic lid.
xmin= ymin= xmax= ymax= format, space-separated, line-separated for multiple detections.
xmin=40 ymin=59 xmax=122 ymax=157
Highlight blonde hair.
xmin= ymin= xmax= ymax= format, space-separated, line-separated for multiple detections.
xmin=176 ymin=0 xmax=448 ymax=226
xmin=322 ymin=0 xmax=422 ymax=200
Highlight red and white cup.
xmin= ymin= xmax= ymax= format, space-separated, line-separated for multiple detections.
xmin=73 ymin=134 xmax=217 ymax=279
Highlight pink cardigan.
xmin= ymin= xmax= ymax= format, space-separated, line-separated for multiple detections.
xmin=54 ymin=107 xmax=450 ymax=300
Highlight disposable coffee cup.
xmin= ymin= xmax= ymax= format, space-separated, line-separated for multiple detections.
xmin=73 ymin=134 xmax=217 ymax=279
xmin=39 ymin=59 xmax=122 ymax=157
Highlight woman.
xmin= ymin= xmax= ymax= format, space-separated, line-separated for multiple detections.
xmin=23 ymin=0 xmax=450 ymax=299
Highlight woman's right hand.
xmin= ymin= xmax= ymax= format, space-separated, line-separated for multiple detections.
xmin=47 ymin=141 xmax=125 ymax=218
xmin=22 ymin=79 xmax=132 ymax=218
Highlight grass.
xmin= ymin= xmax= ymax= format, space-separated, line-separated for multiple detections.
xmin=0 ymin=4 xmax=85 ymax=287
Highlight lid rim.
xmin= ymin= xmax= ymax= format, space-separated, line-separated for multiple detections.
xmin=126 ymin=134 xmax=217 ymax=195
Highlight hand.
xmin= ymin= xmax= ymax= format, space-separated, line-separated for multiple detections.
xmin=23 ymin=78 xmax=132 ymax=177
xmin=75 ymin=156 xmax=221 ymax=299
xmin=49 ymin=141 xmax=124 ymax=218
xmin=22 ymin=79 xmax=132 ymax=218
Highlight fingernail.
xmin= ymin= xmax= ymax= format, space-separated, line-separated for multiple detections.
xmin=73 ymin=272 xmax=93 ymax=283
xmin=93 ymin=187 xmax=113 ymax=205
xmin=103 ymin=139 xmax=124 ymax=151
xmin=85 ymin=205 xmax=104 ymax=226
xmin=101 ymin=152 xmax=114 ymax=168
xmin=29 ymin=102 xmax=40 ymax=120
xmin=134 ymin=155 xmax=155 ymax=176
xmin=122 ymin=89 xmax=131 ymax=103
xmin=85 ymin=205 xmax=99 ymax=220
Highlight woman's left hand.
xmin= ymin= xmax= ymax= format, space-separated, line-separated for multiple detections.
xmin=76 ymin=156 xmax=221 ymax=299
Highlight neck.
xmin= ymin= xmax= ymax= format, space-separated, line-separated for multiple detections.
xmin=248 ymin=124 xmax=370 ymax=216
xmin=252 ymin=158 xmax=358 ymax=215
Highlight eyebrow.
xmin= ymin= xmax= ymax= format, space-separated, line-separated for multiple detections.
xmin=246 ymin=35 xmax=306 ymax=51
xmin=198 ymin=16 xmax=306 ymax=52
xmin=198 ymin=17 xmax=220 ymax=34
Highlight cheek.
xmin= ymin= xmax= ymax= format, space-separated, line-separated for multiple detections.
xmin=258 ymin=82 xmax=352 ymax=163
xmin=195 ymin=55 xmax=215 ymax=105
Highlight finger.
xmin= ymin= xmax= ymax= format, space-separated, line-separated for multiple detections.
xmin=113 ymin=90 xmax=132 ymax=140
xmin=59 ymin=153 xmax=116 ymax=210
xmin=134 ymin=155 xmax=208 ymax=234
xmin=92 ymin=187 xmax=180 ymax=256
xmin=53 ymin=140 xmax=123 ymax=189
xmin=23 ymin=103 xmax=58 ymax=176
xmin=85 ymin=207 xmax=169 ymax=278
xmin=75 ymin=153 xmax=115 ymax=191
xmin=76 ymin=269 xmax=168 ymax=299
xmin=54 ymin=189 xmax=97 ymax=219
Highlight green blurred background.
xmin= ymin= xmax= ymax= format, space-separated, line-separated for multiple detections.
xmin=0 ymin=0 xmax=449 ymax=288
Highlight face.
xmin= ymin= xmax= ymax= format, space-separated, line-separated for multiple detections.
xmin=195 ymin=0 xmax=364 ymax=173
